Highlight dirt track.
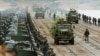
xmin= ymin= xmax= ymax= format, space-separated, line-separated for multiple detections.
xmin=32 ymin=18 xmax=100 ymax=56
xmin=29 ymin=5 xmax=100 ymax=55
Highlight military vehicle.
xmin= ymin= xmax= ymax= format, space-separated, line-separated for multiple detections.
xmin=67 ymin=9 xmax=78 ymax=24
xmin=35 ymin=7 xmax=45 ymax=19
xmin=4 ymin=15 xmax=39 ymax=56
xmin=51 ymin=19 xmax=74 ymax=45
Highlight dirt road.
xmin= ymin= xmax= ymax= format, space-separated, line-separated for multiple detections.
xmin=32 ymin=18 xmax=94 ymax=56
xmin=29 ymin=5 xmax=100 ymax=55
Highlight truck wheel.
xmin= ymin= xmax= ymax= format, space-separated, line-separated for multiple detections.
xmin=54 ymin=39 xmax=57 ymax=44
xmin=36 ymin=17 xmax=38 ymax=19
xmin=56 ymin=40 xmax=59 ymax=45
xmin=43 ymin=16 xmax=44 ymax=19
xmin=54 ymin=38 xmax=59 ymax=45
xmin=69 ymin=37 xmax=74 ymax=45
xmin=76 ymin=20 xmax=78 ymax=24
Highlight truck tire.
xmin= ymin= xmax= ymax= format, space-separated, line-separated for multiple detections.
xmin=54 ymin=38 xmax=59 ymax=45
xmin=76 ymin=20 xmax=78 ymax=24
xmin=69 ymin=37 xmax=74 ymax=45
xmin=42 ymin=16 xmax=44 ymax=19
xmin=36 ymin=16 xmax=38 ymax=19
xmin=56 ymin=40 xmax=59 ymax=45
xmin=54 ymin=39 xmax=57 ymax=44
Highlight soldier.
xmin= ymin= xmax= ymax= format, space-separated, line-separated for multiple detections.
xmin=84 ymin=29 xmax=90 ymax=42
xmin=87 ymin=16 xmax=89 ymax=23
xmin=88 ymin=16 xmax=91 ymax=24
xmin=82 ymin=14 xmax=84 ymax=21
xmin=47 ymin=48 xmax=56 ymax=56
xmin=78 ymin=13 xmax=81 ymax=20
xmin=82 ymin=14 xmax=85 ymax=22
xmin=94 ymin=18 xmax=97 ymax=25
xmin=98 ymin=18 xmax=100 ymax=26
xmin=84 ymin=15 xmax=87 ymax=23
xmin=0 ymin=32 xmax=2 ymax=38
xmin=92 ymin=17 xmax=95 ymax=25
xmin=0 ymin=32 xmax=3 ymax=40
xmin=53 ymin=13 xmax=56 ymax=21
xmin=42 ymin=37 xmax=49 ymax=55
xmin=86 ymin=16 xmax=88 ymax=23
xmin=49 ymin=12 xmax=51 ymax=17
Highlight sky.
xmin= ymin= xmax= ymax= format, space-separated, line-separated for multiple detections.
xmin=58 ymin=0 xmax=100 ymax=18
xmin=0 ymin=0 xmax=100 ymax=18
xmin=58 ymin=0 xmax=100 ymax=10
xmin=1 ymin=0 xmax=100 ymax=10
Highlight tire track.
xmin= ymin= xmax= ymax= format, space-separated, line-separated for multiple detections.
xmin=41 ymin=19 xmax=92 ymax=56
xmin=78 ymin=21 xmax=100 ymax=41
xmin=33 ymin=19 xmax=72 ymax=56
xmin=40 ymin=19 xmax=79 ymax=56
xmin=75 ymin=22 xmax=100 ymax=43
xmin=74 ymin=22 xmax=100 ymax=56
xmin=75 ymin=27 xmax=100 ymax=51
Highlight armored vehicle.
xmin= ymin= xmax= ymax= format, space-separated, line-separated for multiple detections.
xmin=35 ymin=7 xmax=45 ymax=19
xmin=67 ymin=9 xmax=78 ymax=24
xmin=51 ymin=19 xmax=74 ymax=45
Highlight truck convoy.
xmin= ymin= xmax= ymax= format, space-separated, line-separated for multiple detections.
xmin=67 ymin=9 xmax=79 ymax=24
xmin=35 ymin=7 xmax=45 ymax=19
xmin=51 ymin=9 xmax=79 ymax=45
xmin=50 ymin=19 xmax=74 ymax=45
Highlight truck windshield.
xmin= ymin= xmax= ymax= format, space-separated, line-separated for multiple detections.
xmin=70 ymin=12 xmax=77 ymax=16
xmin=59 ymin=24 xmax=71 ymax=29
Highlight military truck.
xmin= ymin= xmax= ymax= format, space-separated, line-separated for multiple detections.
xmin=35 ymin=7 xmax=45 ymax=19
xmin=51 ymin=19 xmax=74 ymax=45
xmin=67 ymin=9 xmax=78 ymax=24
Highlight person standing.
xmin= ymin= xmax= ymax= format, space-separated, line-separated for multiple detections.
xmin=84 ymin=15 xmax=86 ymax=22
xmin=92 ymin=17 xmax=95 ymax=25
xmin=86 ymin=16 xmax=89 ymax=23
xmin=47 ymin=48 xmax=56 ymax=56
xmin=98 ymin=18 xmax=100 ymax=26
xmin=94 ymin=18 xmax=97 ymax=25
xmin=88 ymin=16 xmax=91 ymax=24
xmin=53 ymin=13 xmax=56 ymax=21
xmin=84 ymin=29 xmax=90 ymax=42
xmin=78 ymin=13 xmax=81 ymax=20
xmin=49 ymin=12 xmax=51 ymax=17
xmin=82 ymin=14 xmax=84 ymax=22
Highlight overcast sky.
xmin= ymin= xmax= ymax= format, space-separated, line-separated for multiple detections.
xmin=58 ymin=0 xmax=100 ymax=10
xmin=0 ymin=0 xmax=100 ymax=10
xmin=0 ymin=0 xmax=100 ymax=18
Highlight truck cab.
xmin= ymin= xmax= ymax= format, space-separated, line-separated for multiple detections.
xmin=35 ymin=7 xmax=45 ymax=19
xmin=67 ymin=9 xmax=78 ymax=24
xmin=51 ymin=19 xmax=74 ymax=45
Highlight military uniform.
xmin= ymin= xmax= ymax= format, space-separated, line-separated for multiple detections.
xmin=0 ymin=32 xmax=2 ymax=38
xmin=86 ymin=16 xmax=89 ymax=23
xmin=82 ymin=14 xmax=84 ymax=21
xmin=84 ymin=15 xmax=87 ymax=23
xmin=94 ymin=18 xmax=97 ymax=25
xmin=88 ymin=16 xmax=91 ymax=24
xmin=98 ymin=18 xmax=100 ymax=26
xmin=49 ymin=13 xmax=51 ymax=17
xmin=53 ymin=14 xmax=56 ymax=21
xmin=82 ymin=14 xmax=85 ymax=22
xmin=84 ymin=29 xmax=90 ymax=42
xmin=47 ymin=48 xmax=56 ymax=56
xmin=92 ymin=18 xmax=95 ymax=25
xmin=78 ymin=13 xmax=81 ymax=20
xmin=0 ymin=38 xmax=4 ymax=45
